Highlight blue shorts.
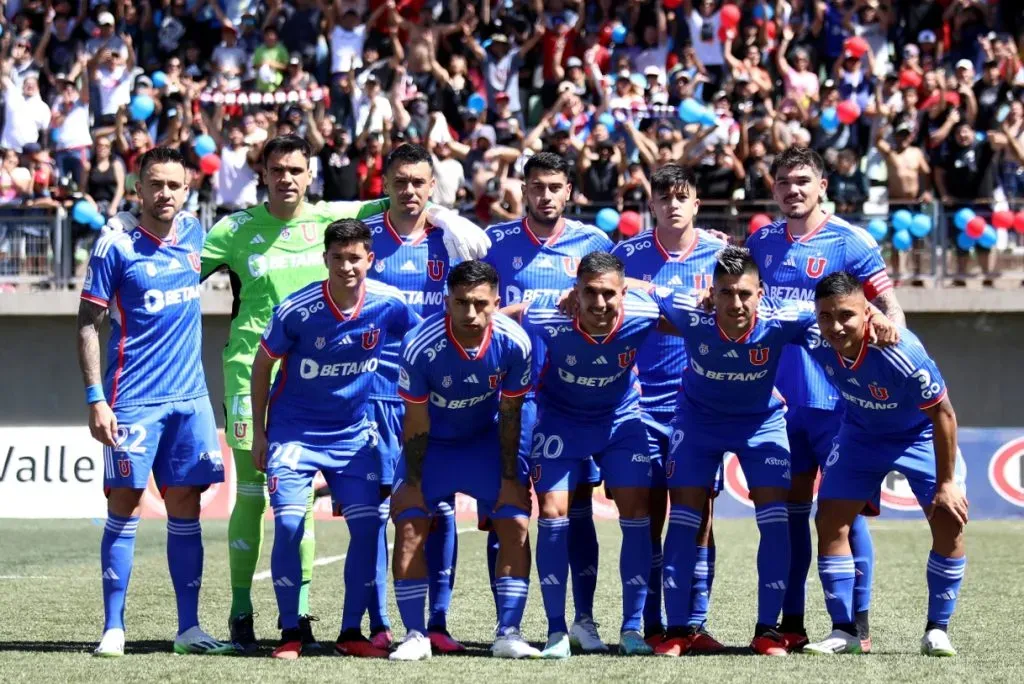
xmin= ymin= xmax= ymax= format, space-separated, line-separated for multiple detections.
xmin=645 ymin=409 xmax=724 ymax=494
xmin=394 ymin=430 xmax=530 ymax=520
xmin=523 ymin=397 xmax=601 ymax=488
xmin=666 ymin=406 xmax=791 ymax=491
xmin=370 ymin=398 xmax=404 ymax=487
xmin=530 ymin=408 xmax=650 ymax=494
xmin=266 ymin=433 xmax=380 ymax=511
xmin=103 ymin=397 xmax=224 ymax=491
xmin=787 ymin=406 xmax=842 ymax=476
xmin=820 ymin=430 xmax=967 ymax=509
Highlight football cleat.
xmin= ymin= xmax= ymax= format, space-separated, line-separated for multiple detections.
xmin=619 ymin=630 xmax=654 ymax=656
xmin=541 ymin=632 xmax=571 ymax=659
xmin=427 ymin=627 xmax=466 ymax=653
xmin=298 ymin=615 xmax=321 ymax=650
xmin=271 ymin=629 xmax=303 ymax=661
xmin=93 ymin=628 xmax=125 ymax=658
xmin=803 ymin=629 xmax=863 ymax=655
xmin=779 ymin=631 xmax=809 ymax=652
xmin=369 ymin=628 xmax=394 ymax=650
xmin=687 ymin=626 xmax=726 ymax=653
xmin=653 ymin=627 xmax=690 ymax=657
xmin=750 ymin=629 xmax=789 ymax=656
xmin=173 ymin=626 xmax=235 ymax=655
xmin=389 ymin=631 xmax=432 ymax=661
xmin=492 ymin=627 xmax=542 ymax=659
xmin=335 ymin=630 xmax=388 ymax=658
xmin=569 ymin=616 xmax=609 ymax=653
xmin=921 ymin=628 xmax=956 ymax=657
xmin=229 ymin=613 xmax=257 ymax=654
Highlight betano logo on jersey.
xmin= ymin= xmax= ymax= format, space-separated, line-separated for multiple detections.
xmin=400 ymin=290 xmax=444 ymax=307
xmin=689 ymin=358 xmax=768 ymax=382
xmin=557 ymin=364 xmax=632 ymax=388
xmin=248 ymin=251 xmax=322 ymax=278
xmin=299 ymin=357 xmax=379 ymax=379
xmin=143 ymin=285 xmax=202 ymax=313
xmin=429 ymin=388 xmax=498 ymax=409
xmin=766 ymin=285 xmax=816 ymax=301
xmin=503 ymin=286 xmax=564 ymax=305
xmin=840 ymin=389 xmax=897 ymax=410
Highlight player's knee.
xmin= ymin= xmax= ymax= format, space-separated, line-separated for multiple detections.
xmin=787 ymin=470 xmax=817 ymax=502
xmin=927 ymin=507 xmax=965 ymax=551
xmin=813 ymin=504 xmax=848 ymax=544
xmin=538 ymin=495 xmax=569 ymax=519
xmin=493 ymin=516 xmax=530 ymax=546
xmin=163 ymin=486 xmax=202 ymax=518
xmin=274 ymin=512 xmax=306 ymax=542
xmin=612 ymin=487 xmax=650 ymax=519
xmin=107 ymin=487 xmax=145 ymax=517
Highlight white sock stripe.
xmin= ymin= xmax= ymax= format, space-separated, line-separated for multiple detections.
xmin=926 ymin=564 xmax=966 ymax=578
xmin=496 ymin=588 xmax=530 ymax=596
xmin=274 ymin=509 xmax=308 ymax=519
xmin=787 ymin=503 xmax=813 ymax=514
xmin=619 ymin=517 xmax=651 ymax=527
xmin=568 ymin=506 xmax=593 ymax=518
xmin=755 ymin=514 xmax=789 ymax=525
xmin=538 ymin=517 xmax=570 ymax=527
xmin=342 ymin=504 xmax=379 ymax=515
xmin=755 ymin=507 xmax=789 ymax=520
xmin=343 ymin=511 xmax=381 ymax=522
xmin=166 ymin=524 xmax=202 ymax=535
xmin=104 ymin=523 xmax=139 ymax=535
xmin=394 ymin=589 xmax=429 ymax=599
xmin=667 ymin=517 xmax=701 ymax=530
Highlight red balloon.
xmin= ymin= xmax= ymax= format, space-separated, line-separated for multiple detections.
xmin=965 ymin=216 xmax=986 ymax=239
xmin=836 ymin=100 xmax=861 ymax=125
xmin=599 ymin=23 xmax=614 ymax=47
xmin=748 ymin=213 xmax=772 ymax=234
xmin=717 ymin=25 xmax=737 ymax=43
xmin=619 ymin=210 xmax=642 ymax=237
xmin=719 ymin=3 xmax=741 ymax=29
xmin=898 ymin=69 xmax=922 ymax=90
xmin=199 ymin=153 xmax=221 ymax=175
xmin=844 ymin=36 xmax=869 ymax=59
xmin=663 ymin=0 xmax=682 ymax=8
xmin=1015 ymin=210 xmax=1024 ymax=234
xmin=992 ymin=210 xmax=1014 ymax=230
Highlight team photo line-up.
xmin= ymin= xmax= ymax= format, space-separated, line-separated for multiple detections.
xmin=77 ymin=136 xmax=967 ymax=662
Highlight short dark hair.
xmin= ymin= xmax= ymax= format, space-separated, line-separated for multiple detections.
xmin=261 ymin=134 xmax=312 ymax=167
xmin=650 ymin=164 xmax=697 ymax=196
xmin=523 ymin=151 xmax=572 ymax=182
xmin=770 ymin=146 xmax=826 ymax=179
xmin=138 ymin=146 xmax=186 ymax=180
xmin=577 ymin=251 xmax=624 ymax=279
xmin=383 ymin=142 xmax=433 ymax=176
xmin=324 ymin=218 xmax=373 ymax=252
xmin=446 ymin=260 xmax=498 ymax=291
xmin=815 ymin=271 xmax=863 ymax=300
xmin=713 ymin=245 xmax=760 ymax=281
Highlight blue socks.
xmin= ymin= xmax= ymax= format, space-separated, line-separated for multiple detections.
xmin=663 ymin=505 xmax=701 ymax=627
xmin=536 ymin=516 xmax=570 ymax=635
xmin=271 ymin=504 xmax=308 ymax=630
xmin=619 ymin=517 xmax=652 ymax=633
xmin=100 ymin=513 xmax=139 ymax=631
xmin=644 ymin=534 xmax=664 ymax=632
xmin=754 ymin=503 xmax=790 ymax=627
xmin=426 ymin=497 xmax=457 ymax=630
xmin=850 ymin=514 xmax=875 ymax=616
xmin=166 ymin=517 xmax=203 ymax=635
xmin=818 ymin=554 xmax=856 ymax=628
xmin=568 ymin=501 xmax=598 ymax=621
xmin=783 ymin=502 xmax=813 ymax=617
xmin=926 ymin=551 xmax=966 ymax=628
xmin=395 ymin=578 xmax=429 ymax=634
xmin=367 ymin=499 xmax=391 ymax=630
xmin=341 ymin=504 xmax=382 ymax=631
xmin=688 ymin=546 xmax=711 ymax=626
xmin=495 ymin=576 xmax=530 ymax=631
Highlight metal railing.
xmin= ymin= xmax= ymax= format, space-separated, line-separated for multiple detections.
xmin=0 ymin=208 xmax=66 ymax=285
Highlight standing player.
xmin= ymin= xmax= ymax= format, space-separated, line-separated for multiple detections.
xmin=749 ymin=146 xmax=906 ymax=651
xmin=196 ymin=135 xmax=489 ymax=650
xmin=389 ymin=261 xmax=537 ymax=661
xmin=612 ymin=164 xmax=725 ymax=653
xmin=800 ymin=273 xmax=966 ymax=657
xmin=250 ymin=220 xmax=420 ymax=660
xmin=484 ymin=152 xmax=614 ymax=653
xmin=651 ymin=247 xmax=896 ymax=656
xmin=78 ymin=147 xmax=232 ymax=657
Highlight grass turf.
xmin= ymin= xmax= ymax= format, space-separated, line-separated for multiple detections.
xmin=0 ymin=518 xmax=1020 ymax=682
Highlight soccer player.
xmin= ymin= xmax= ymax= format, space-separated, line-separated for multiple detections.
xmin=250 ymin=219 xmax=420 ymax=660
xmin=388 ymin=260 xmax=536 ymax=661
xmin=800 ymin=272 xmax=966 ymax=657
xmin=483 ymin=151 xmax=615 ymax=653
xmin=78 ymin=147 xmax=232 ymax=657
xmin=612 ymin=164 xmax=726 ymax=653
xmin=749 ymin=146 xmax=906 ymax=651
xmin=195 ymin=135 xmax=489 ymax=650
xmin=651 ymin=246 xmax=896 ymax=656
xmin=360 ymin=144 xmax=471 ymax=652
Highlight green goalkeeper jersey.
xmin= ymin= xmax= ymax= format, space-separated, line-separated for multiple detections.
xmin=201 ymin=199 xmax=389 ymax=396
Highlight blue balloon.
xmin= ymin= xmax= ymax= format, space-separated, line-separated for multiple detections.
xmin=678 ymin=98 xmax=704 ymax=124
xmin=467 ymin=93 xmax=486 ymax=114
xmin=892 ymin=230 xmax=912 ymax=251
xmin=129 ymin=94 xmax=155 ymax=122
xmin=954 ymin=208 xmax=976 ymax=231
xmin=151 ymin=70 xmax=168 ymax=88
xmin=697 ymin=108 xmax=718 ymax=127
xmin=88 ymin=213 xmax=106 ymax=230
xmin=597 ymin=112 xmax=616 ymax=130
xmin=820 ymin=107 xmax=839 ymax=133
xmin=909 ymin=213 xmax=932 ymax=238
xmin=612 ymin=24 xmax=628 ymax=45
xmin=752 ymin=3 xmax=774 ymax=20
xmin=891 ymin=209 xmax=913 ymax=233
xmin=193 ymin=134 xmax=216 ymax=158
xmin=866 ymin=218 xmax=888 ymax=241
xmin=596 ymin=208 xmax=620 ymax=233
xmin=978 ymin=225 xmax=997 ymax=249
xmin=72 ymin=200 xmax=100 ymax=225
xmin=956 ymin=232 xmax=976 ymax=251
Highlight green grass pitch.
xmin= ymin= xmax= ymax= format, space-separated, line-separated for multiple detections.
xmin=0 ymin=519 xmax=1020 ymax=682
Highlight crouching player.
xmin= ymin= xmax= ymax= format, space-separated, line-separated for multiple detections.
xmin=801 ymin=272 xmax=967 ymax=657
xmin=250 ymin=220 xmax=420 ymax=660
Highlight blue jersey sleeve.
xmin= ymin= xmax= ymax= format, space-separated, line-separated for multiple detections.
xmin=843 ymin=227 xmax=891 ymax=299
xmin=81 ymin=234 xmax=125 ymax=307
xmin=260 ymin=304 xmax=297 ymax=360
xmin=521 ymin=292 xmax=561 ymax=333
xmin=501 ymin=332 xmax=533 ymax=398
xmin=773 ymin=298 xmax=818 ymax=342
xmin=883 ymin=339 xmax=948 ymax=410
xmin=387 ymin=299 xmax=422 ymax=339
xmin=648 ymin=286 xmax=702 ymax=336
xmin=397 ymin=331 xmax=430 ymax=404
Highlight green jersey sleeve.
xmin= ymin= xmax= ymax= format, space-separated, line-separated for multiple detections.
xmin=200 ymin=216 xmax=236 ymax=280
xmin=315 ymin=197 xmax=391 ymax=222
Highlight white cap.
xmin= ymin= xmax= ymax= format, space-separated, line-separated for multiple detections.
xmin=955 ymin=59 xmax=974 ymax=71
xmin=98 ymin=11 xmax=115 ymax=26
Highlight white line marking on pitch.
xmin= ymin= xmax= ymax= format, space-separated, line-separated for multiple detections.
xmin=0 ymin=575 xmax=52 ymax=580
xmin=254 ymin=526 xmax=479 ymax=581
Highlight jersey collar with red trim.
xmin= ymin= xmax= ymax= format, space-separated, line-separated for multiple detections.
xmin=835 ymin=329 xmax=869 ymax=371
xmin=786 ymin=212 xmax=831 ymax=244
xmin=522 ymin=216 xmax=565 ymax=248
xmin=135 ymin=222 xmax=178 ymax=246
xmin=383 ymin=210 xmax=431 ymax=246
xmin=573 ymin=305 xmax=625 ymax=345
xmin=653 ymin=227 xmax=699 ymax=262
xmin=322 ymin=280 xmax=365 ymax=321
xmin=445 ymin=315 xmax=493 ymax=360
xmin=716 ymin=313 xmax=757 ymax=343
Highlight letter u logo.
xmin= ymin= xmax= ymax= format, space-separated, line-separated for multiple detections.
xmin=749 ymin=348 xmax=769 ymax=366
xmin=805 ymin=257 xmax=827 ymax=278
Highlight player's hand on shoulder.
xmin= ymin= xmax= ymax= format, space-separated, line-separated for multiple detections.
xmin=104 ymin=211 xmax=139 ymax=234
xmin=696 ymin=285 xmax=714 ymax=313
xmin=426 ymin=205 xmax=492 ymax=261
xmin=556 ymin=288 xmax=579 ymax=317
xmin=930 ymin=481 xmax=969 ymax=528
xmin=495 ymin=477 xmax=532 ymax=513
xmin=252 ymin=430 xmax=269 ymax=472
xmin=88 ymin=401 xmax=118 ymax=447
xmin=865 ymin=306 xmax=900 ymax=346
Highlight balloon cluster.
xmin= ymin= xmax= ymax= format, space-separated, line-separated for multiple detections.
xmin=678 ymin=98 xmax=718 ymax=127
xmin=884 ymin=210 xmax=933 ymax=251
xmin=952 ymin=208 xmax=1024 ymax=251
xmin=596 ymin=208 xmax=642 ymax=236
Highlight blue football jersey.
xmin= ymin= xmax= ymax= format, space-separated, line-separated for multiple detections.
xmin=522 ymin=290 xmax=661 ymax=422
xmin=613 ymin=228 xmax=726 ymax=415
xmin=747 ymin=214 xmax=892 ymax=411
xmin=398 ymin=312 xmax=533 ymax=443
xmin=363 ymin=212 xmax=450 ymax=401
xmin=651 ymin=289 xmax=817 ymax=418
xmin=801 ymin=327 xmax=947 ymax=439
xmin=260 ymin=279 xmax=420 ymax=444
xmin=81 ymin=213 xmax=208 ymax=408
xmin=484 ymin=217 xmax=614 ymax=392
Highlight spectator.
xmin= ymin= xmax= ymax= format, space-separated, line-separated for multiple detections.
xmin=354 ymin=74 xmax=392 ymax=138
xmin=578 ymin=139 xmax=623 ymax=207
xmin=252 ymin=24 xmax=288 ymax=93
xmin=85 ymin=12 xmax=127 ymax=61
xmin=209 ymin=113 xmax=259 ymax=217
xmin=50 ymin=62 xmax=92 ymax=186
xmin=83 ymin=136 xmax=125 ymax=220
xmin=684 ymin=0 xmax=726 ymax=91
xmin=468 ymin=28 xmax=543 ymax=123
xmin=827 ymin=148 xmax=869 ymax=215
xmin=356 ymin=133 xmax=385 ymax=200
xmin=92 ymin=34 xmax=135 ymax=132
xmin=1 ymin=68 xmax=51 ymax=153
xmin=211 ymin=23 xmax=248 ymax=91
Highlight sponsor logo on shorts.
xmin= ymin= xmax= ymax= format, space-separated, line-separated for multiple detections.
xmin=631 ymin=453 xmax=650 ymax=463
xmin=763 ymin=456 xmax=788 ymax=467
xmin=665 ymin=458 xmax=676 ymax=478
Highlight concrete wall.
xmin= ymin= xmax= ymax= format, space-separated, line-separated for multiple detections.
xmin=1 ymin=312 xmax=1021 ymax=427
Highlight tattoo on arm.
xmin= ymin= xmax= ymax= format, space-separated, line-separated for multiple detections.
xmin=403 ymin=431 xmax=429 ymax=486
xmin=498 ymin=396 xmax=523 ymax=480
xmin=76 ymin=300 xmax=108 ymax=388
xmin=872 ymin=289 xmax=906 ymax=327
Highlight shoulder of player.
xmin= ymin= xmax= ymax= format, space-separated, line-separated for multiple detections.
xmin=695 ymin=227 xmax=728 ymax=248
xmin=492 ymin=312 xmax=532 ymax=352
xmin=823 ymin=216 xmax=880 ymax=251
xmin=523 ymin=295 xmax=570 ymax=325
xmin=275 ymin=281 xmax=325 ymax=320
xmin=749 ymin=219 xmax=787 ymax=244
xmin=869 ymin=331 xmax=929 ymax=378
xmin=173 ymin=211 xmax=204 ymax=246
xmin=758 ymin=296 xmax=812 ymax=321
xmin=610 ymin=232 xmax=649 ymax=258
xmin=364 ymin=279 xmax=405 ymax=302
xmin=484 ymin=218 xmax=522 ymax=239
xmin=401 ymin=314 xmax=448 ymax=363
xmin=623 ymin=289 xmax=660 ymax=319
xmin=91 ymin=229 xmax=134 ymax=259
xmin=208 ymin=207 xmax=262 ymax=240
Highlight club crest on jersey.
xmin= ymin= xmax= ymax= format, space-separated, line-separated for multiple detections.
xmin=531 ymin=464 xmax=542 ymax=483
xmin=268 ymin=476 xmax=278 ymax=494
xmin=826 ymin=365 xmax=835 ymax=376
xmin=300 ymin=222 xmax=319 ymax=243
xmin=489 ymin=371 xmax=506 ymax=389
xmin=618 ymin=348 xmax=637 ymax=368
xmin=117 ymin=458 xmax=131 ymax=477
xmin=749 ymin=347 xmax=769 ymax=366
xmin=565 ymin=355 xmax=577 ymax=366
xmin=699 ymin=343 xmax=709 ymax=356
xmin=362 ymin=328 xmax=380 ymax=350
xmin=442 ymin=375 xmax=453 ymax=388
xmin=233 ymin=422 xmax=248 ymax=439
xmin=869 ymin=383 xmax=889 ymax=400
xmin=561 ymin=256 xmax=582 ymax=276
xmin=280 ymin=228 xmax=291 ymax=240
xmin=427 ymin=259 xmax=445 ymax=282
xmin=187 ymin=252 xmax=202 ymax=272
xmin=315 ymin=336 xmax=326 ymax=350
xmin=512 ymin=256 xmax=523 ymax=270
xmin=805 ymin=257 xmax=827 ymax=278
xmin=374 ymin=260 xmax=386 ymax=273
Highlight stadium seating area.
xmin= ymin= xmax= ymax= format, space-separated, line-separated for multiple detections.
xmin=0 ymin=0 xmax=1022 ymax=285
